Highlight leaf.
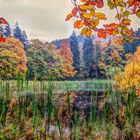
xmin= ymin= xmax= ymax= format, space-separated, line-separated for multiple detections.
xmin=81 ymin=27 xmax=88 ymax=35
xmin=82 ymin=13 xmax=92 ymax=18
xmin=85 ymin=29 xmax=92 ymax=38
xmin=97 ymin=29 xmax=106 ymax=39
xmin=74 ymin=20 xmax=83 ymax=29
xmin=72 ymin=7 xmax=78 ymax=16
xmin=65 ymin=13 xmax=73 ymax=21
xmin=96 ymin=0 xmax=104 ymax=8
xmin=84 ymin=19 xmax=91 ymax=26
xmin=91 ymin=19 xmax=99 ymax=26
xmin=104 ymin=23 xmax=120 ymax=29
xmin=106 ymin=29 xmax=114 ymax=35
xmin=79 ymin=5 xmax=95 ymax=11
xmin=95 ymin=12 xmax=106 ymax=19
xmin=80 ymin=0 xmax=88 ymax=2
xmin=136 ymin=10 xmax=140 ymax=18
xmin=121 ymin=18 xmax=131 ymax=26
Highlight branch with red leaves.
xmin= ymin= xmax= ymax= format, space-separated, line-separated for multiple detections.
xmin=66 ymin=0 xmax=140 ymax=43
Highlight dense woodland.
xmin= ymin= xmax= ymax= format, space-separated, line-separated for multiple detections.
xmin=0 ymin=0 xmax=140 ymax=139
xmin=0 ymin=18 xmax=140 ymax=80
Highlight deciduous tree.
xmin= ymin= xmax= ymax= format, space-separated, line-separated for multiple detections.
xmin=0 ymin=37 xmax=27 ymax=79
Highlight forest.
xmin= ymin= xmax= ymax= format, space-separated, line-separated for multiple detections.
xmin=0 ymin=0 xmax=140 ymax=139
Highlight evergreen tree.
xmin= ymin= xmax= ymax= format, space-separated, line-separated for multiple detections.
xmin=13 ymin=22 xmax=22 ymax=40
xmin=70 ymin=31 xmax=80 ymax=77
xmin=83 ymin=38 xmax=94 ymax=79
xmin=13 ymin=22 xmax=30 ymax=47
xmin=22 ymin=30 xmax=30 ymax=48
xmin=124 ymin=28 xmax=140 ymax=53
xmin=0 ymin=25 xmax=3 ymax=36
xmin=4 ymin=24 xmax=11 ymax=37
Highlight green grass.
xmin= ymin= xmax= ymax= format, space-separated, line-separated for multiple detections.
xmin=0 ymin=79 xmax=112 ymax=96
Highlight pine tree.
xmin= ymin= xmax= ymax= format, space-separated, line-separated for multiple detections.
xmin=70 ymin=31 xmax=80 ymax=77
xmin=13 ymin=22 xmax=22 ymax=40
xmin=83 ymin=38 xmax=94 ymax=79
xmin=22 ymin=30 xmax=30 ymax=48
xmin=4 ymin=24 xmax=11 ymax=37
xmin=13 ymin=22 xmax=29 ymax=47
xmin=0 ymin=25 xmax=3 ymax=36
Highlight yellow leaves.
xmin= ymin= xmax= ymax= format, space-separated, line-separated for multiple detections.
xmin=86 ymin=29 xmax=92 ymax=38
xmin=81 ymin=27 xmax=92 ymax=38
xmin=81 ymin=27 xmax=88 ymax=35
xmin=116 ymin=46 xmax=140 ymax=96
xmin=95 ymin=12 xmax=107 ymax=20
xmin=91 ymin=19 xmax=99 ymax=26
xmin=82 ymin=13 xmax=93 ymax=19
xmin=80 ymin=0 xmax=88 ymax=2
xmin=74 ymin=20 xmax=83 ymax=29
xmin=79 ymin=5 xmax=95 ymax=11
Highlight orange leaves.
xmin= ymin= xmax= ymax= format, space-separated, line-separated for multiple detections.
xmin=67 ymin=0 xmax=139 ymax=41
xmin=121 ymin=18 xmax=131 ymax=26
xmin=74 ymin=20 xmax=83 ymax=29
xmin=106 ymin=29 xmax=114 ymax=35
xmin=97 ymin=29 xmax=106 ymax=39
xmin=65 ymin=7 xmax=78 ymax=21
xmin=65 ymin=13 xmax=73 ymax=21
xmin=104 ymin=23 xmax=120 ymax=30
xmin=0 ymin=37 xmax=27 ymax=78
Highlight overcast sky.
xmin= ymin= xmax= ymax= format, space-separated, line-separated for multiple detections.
xmin=0 ymin=0 xmax=139 ymax=42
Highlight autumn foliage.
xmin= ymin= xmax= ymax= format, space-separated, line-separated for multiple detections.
xmin=59 ymin=39 xmax=76 ymax=77
xmin=115 ymin=46 xmax=140 ymax=96
xmin=0 ymin=37 xmax=27 ymax=78
xmin=66 ymin=0 xmax=140 ymax=41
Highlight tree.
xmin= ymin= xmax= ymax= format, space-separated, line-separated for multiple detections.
xmin=13 ymin=22 xmax=29 ymax=47
xmin=70 ymin=31 xmax=80 ymax=76
xmin=124 ymin=28 xmax=140 ymax=53
xmin=13 ymin=22 xmax=23 ymax=40
xmin=59 ymin=39 xmax=76 ymax=78
xmin=0 ymin=37 xmax=27 ymax=79
xmin=0 ymin=25 xmax=3 ymax=36
xmin=97 ymin=38 xmax=126 ymax=79
xmin=115 ymin=46 xmax=140 ymax=96
xmin=66 ymin=0 xmax=140 ymax=42
xmin=4 ymin=24 xmax=11 ymax=38
xmin=26 ymin=39 xmax=64 ymax=80
xmin=83 ymin=37 xmax=94 ymax=78
xmin=22 ymin=30 xmax=30 ymax=48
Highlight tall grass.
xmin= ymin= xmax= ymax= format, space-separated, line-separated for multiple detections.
xmin=0 ymin=75 xmax=140 ymax=139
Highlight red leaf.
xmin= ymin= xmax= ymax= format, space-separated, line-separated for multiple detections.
xmin=97 ymin=29 xmax=106 ymax=39
xmin=0 ymin=17 xmax=8 ymax=24
xmin=0 ymin=36 xmax=6 ymax=42
xmin=106 ymin=29 xmax=114 ymax=35
xmin=96 ymin=0 xmax=104 ymax=8
xmin=72 ymin=7 xmax=78 ymax=16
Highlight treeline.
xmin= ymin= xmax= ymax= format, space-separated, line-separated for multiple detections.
xmin=0 ymin=18 xmax=140 ymax=80
xmin=53 ymin=29 xmax=140 ymax=80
